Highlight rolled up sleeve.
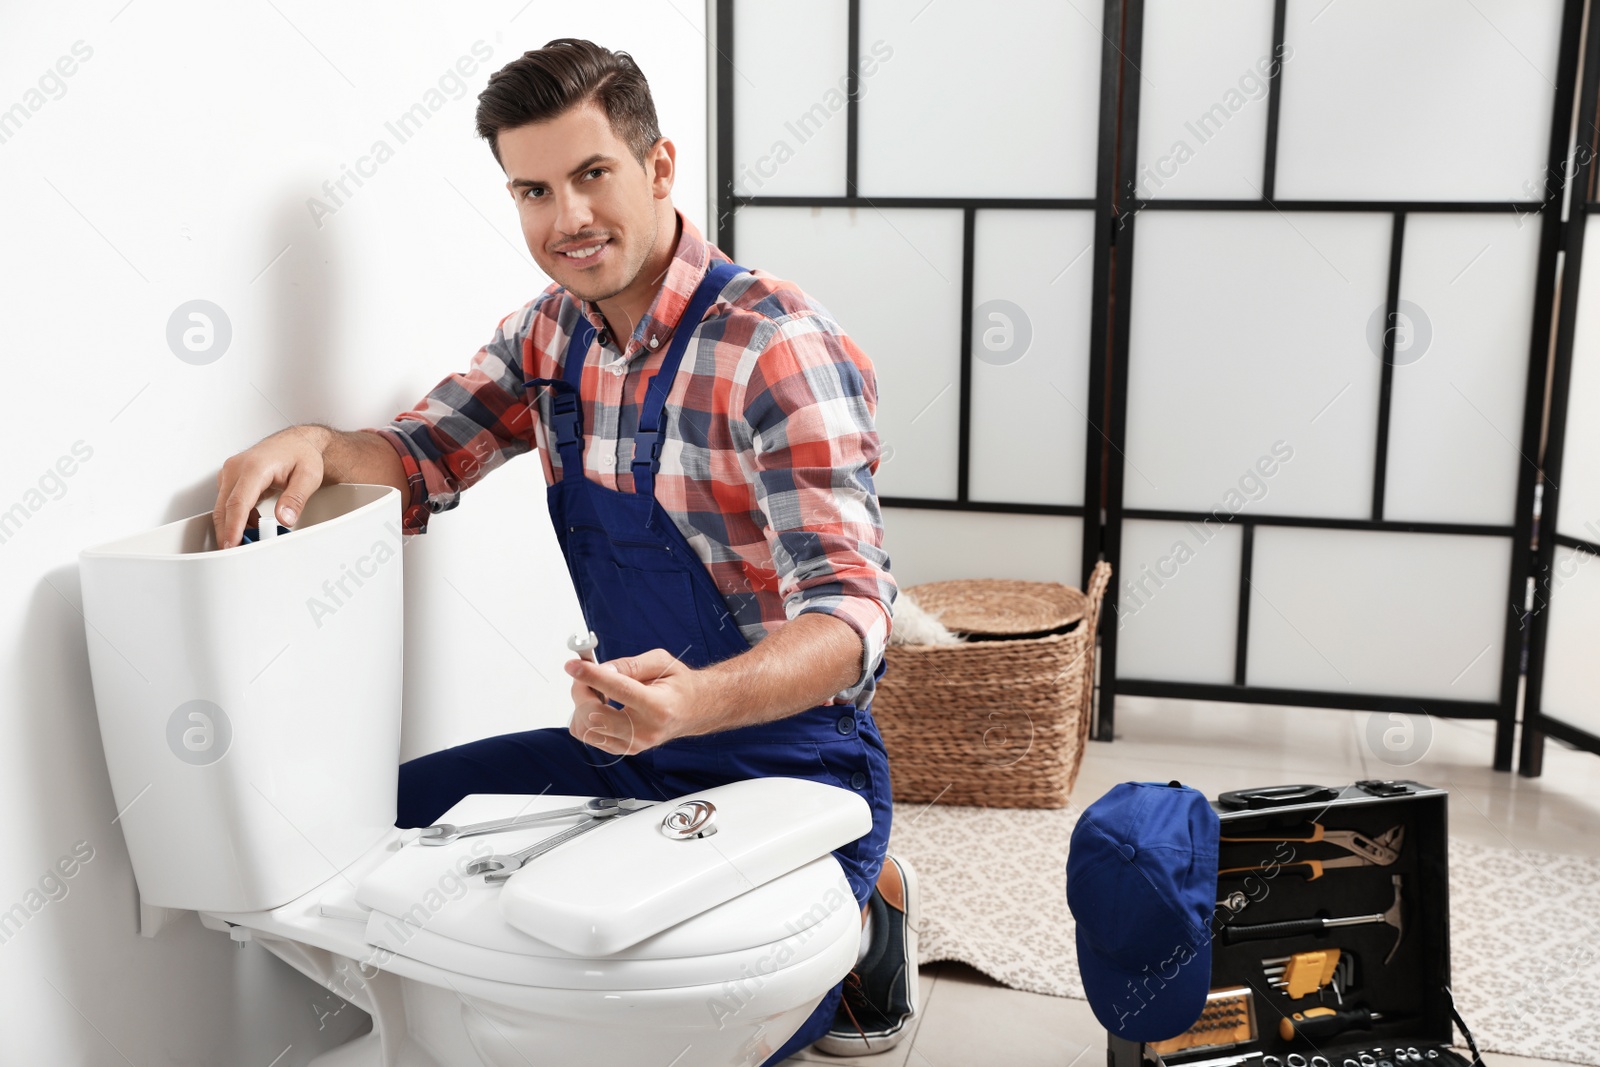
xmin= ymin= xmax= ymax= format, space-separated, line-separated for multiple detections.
xmin=367 ymin=301 xmax=542 ymax=535
xmin=734 ymin=312 xmax=898 ymax=696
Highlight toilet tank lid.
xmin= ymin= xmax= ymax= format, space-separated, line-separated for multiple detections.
xmin=79 ymin=483 xmax=398 ymax=559
xmin=499 ymin=777 xmax=871 ymax=957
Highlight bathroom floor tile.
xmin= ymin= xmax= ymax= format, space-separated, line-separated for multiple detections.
xmin=898 ymin=962 xmax=1099 ymax=1067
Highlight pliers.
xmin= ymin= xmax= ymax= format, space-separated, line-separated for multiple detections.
xmin=1218 ymin=824 xmax=1404 ymax=881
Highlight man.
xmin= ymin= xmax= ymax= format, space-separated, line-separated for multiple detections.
xmin=212 ymin=38 xmax=916 ymax=1061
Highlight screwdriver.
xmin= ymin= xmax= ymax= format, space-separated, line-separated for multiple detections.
xmin=1278 ymin=1006 xmax=1383 ymax=1042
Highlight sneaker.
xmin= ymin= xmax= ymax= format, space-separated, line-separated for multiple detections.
xmin=812 ymin=855 xmax=920 ymax=1056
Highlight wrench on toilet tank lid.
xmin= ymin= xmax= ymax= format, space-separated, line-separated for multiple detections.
xmin=416 ymin=796 xmax=639 ymax=846
xmin=470 ymin=800 xmax=656 ymax=882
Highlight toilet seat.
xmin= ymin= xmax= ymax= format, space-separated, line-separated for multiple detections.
xmin=361 ymin=856 xmax=858 ymax=991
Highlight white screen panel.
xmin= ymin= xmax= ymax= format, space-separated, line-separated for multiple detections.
xmin=1275 ymin=0 xmax=1562 ymax=201
xmin=1383 ymin=213 xmax=1540 ymax=526
xmin=1136 ymin=0 xmax=1276 ymax=201
xmin=856 ymin=0 xmax=1102 ymax=198
xmin=1246 ymin=527 xmax=1508 ymax=700
xmin=731 ymin=0 xmax=850 ymax=198
xmin=1125 ymin=211 xmax=1390 ymax=518
xmin=882 ymin=508 xmax=1082 ymax=588
xmin=734 ymin=206 xmax=964 ymax=499
xmin=1116 ymin=519 xmax=1243 ymax=684
xmin=1555 ymin=217 xmax=1600 ymax=542
xmin=1540 ymin=546 xmax=1600 ymax=735
xmin=968 ymin=209 xmax=1096 ymax=506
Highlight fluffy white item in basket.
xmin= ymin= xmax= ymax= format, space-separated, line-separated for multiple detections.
xmin=889 ymin=592 xmax=964 ymax=646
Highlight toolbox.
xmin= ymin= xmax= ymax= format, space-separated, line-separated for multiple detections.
xmin=1106 ymin=780 xmax=1484 ymax=1067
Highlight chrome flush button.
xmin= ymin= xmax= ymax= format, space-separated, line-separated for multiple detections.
xmin=660 ymin=799 xmax=718 ymax=840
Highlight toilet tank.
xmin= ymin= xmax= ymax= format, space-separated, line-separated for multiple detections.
xmin=79 ymin=484 xmax=404 ymax=913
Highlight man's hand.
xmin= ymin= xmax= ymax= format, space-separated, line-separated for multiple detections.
xmin=565 ymin=649 xmax=726 ymax=755
xmin=562 ymin=615 xmax=866 ymax=755
xmin=213 ymin=425 xmax=410 ymax=549
xmin=213 ymin=426 xmax=332 ymax=549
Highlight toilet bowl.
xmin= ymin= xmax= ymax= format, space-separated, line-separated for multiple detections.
xmin=204 ymin=782 xmax=867 ymax=1067
xmin=78 ymin=486 xmax=870 ymax=1067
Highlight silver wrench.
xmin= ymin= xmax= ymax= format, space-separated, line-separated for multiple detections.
xmin=468 ymin=799 xmax=655 ymax=882
xmin=417 ymin=797 xmax=634 ymax=846
xmin=567 ymin=630 xmax=600 ymax=662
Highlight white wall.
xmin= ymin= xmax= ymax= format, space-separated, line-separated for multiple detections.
xmin=0 ymin=1 xmax=707 ymax=1061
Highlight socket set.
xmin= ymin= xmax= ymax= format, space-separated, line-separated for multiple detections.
xmin=1173 ymin=1046 xmax=1473 ymax=1067
xmin=1263 ymin=1047 xmax=1471 ymax=1067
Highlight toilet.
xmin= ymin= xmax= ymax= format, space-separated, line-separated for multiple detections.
xmin=78 ymin=484 xmax=870 ymax=1067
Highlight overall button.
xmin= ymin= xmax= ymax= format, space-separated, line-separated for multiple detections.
xmin=850 ymin=772 xmax=867 ymax=790
xmin=836 ymin=715 xmax=855 ymax=735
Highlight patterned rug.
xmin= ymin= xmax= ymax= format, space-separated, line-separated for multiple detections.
xmin=888 ymin=804 xmax=1600 ymax=1066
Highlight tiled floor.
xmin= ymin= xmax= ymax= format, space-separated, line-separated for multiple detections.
xmin=792 ymin=694 xmax=1600 ymax=1067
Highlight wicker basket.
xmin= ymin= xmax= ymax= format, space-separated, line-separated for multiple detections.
xmin=872 ymin=562 xmax=1112 ymax=809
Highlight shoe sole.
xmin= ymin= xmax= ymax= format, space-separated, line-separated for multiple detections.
xmin=811 ymin=855 xmax=921 ymax=1057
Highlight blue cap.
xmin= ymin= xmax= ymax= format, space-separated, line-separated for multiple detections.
xmin=1066 ymin=781 xmax=1220 ymax=1041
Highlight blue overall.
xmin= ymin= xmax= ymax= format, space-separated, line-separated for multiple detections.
xmin=395 ymin=260 xmax=893 ymax=1064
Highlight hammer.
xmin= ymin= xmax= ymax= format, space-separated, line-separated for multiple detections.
xmin=1219 ymin=874 xmax=1405 ymax=964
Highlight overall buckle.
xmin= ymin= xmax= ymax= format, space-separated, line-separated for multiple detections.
xmin=631 ymin=428 xmax=662 ymax=472
xmin=550 ymin=393 xmax=582 ymax=450
xmin=525 ymin=378 xmax=584 ymax=450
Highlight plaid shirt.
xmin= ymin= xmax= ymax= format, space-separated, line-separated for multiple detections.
xmin=369 ymin=210 xmax=896 ymax=706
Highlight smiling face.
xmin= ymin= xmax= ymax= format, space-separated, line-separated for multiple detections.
xmin=500 ymin=100 xmax=676 ymax=314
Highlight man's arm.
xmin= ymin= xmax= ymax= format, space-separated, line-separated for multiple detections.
xmin=212 ymin=297 xmax=547 ymax=548
xmin=212 ymin=424 xmax=409 ymax=549
xmin=696 ymin=612 xmax=862 ymax=715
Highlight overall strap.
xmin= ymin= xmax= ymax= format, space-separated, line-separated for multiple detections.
xmin=524 ymin=312 xmax=596 ymax=480
xmin=631 ymin=260 xmax=746 ymax=499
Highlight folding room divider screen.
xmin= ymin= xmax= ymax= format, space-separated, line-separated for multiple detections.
xmin=713 ymin=0 xmax=1591 ymax=774
xmin=1522 ymin=5 xmax=1600 ymax=778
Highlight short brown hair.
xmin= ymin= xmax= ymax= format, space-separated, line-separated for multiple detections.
xmin=475 ymin=38 xmax=662 ymax=169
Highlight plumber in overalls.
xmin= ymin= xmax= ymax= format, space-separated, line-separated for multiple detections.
xmin=211 ymin=39 xmax=917 ymax=1063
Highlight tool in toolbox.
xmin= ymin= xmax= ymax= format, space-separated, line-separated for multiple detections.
xmin=1219 ymin=874 xmax=1406 ymax=964
xmin=1278 ymin=1005 xmax=1385 ymax=1042
xmin=1147 ymin=986 xmax=1256 ymax=1056
xmin=1218 ymin=823 xmax=1404 ymax=880
xmin=1174 ymin=1054 xmax=1259 ymax=1067
xmin=1261 ymin=948 xmax=1352 ymax=1001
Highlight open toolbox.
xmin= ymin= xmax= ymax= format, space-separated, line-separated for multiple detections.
xmin=1107 ymin=780 xmax=1483 ymax=1067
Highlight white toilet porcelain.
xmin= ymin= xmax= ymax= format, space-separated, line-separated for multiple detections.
xmin=78 ymin=486 xmax=870 ymax=1067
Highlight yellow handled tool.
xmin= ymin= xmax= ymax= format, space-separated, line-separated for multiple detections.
xmin=1278 ymin=1005 xmax=1383 ymax=1042
xmin=1219 ymin=824 xmax=1404 ymax=880
xmin=1262 ymin=949 xmax=1341 ymax=999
